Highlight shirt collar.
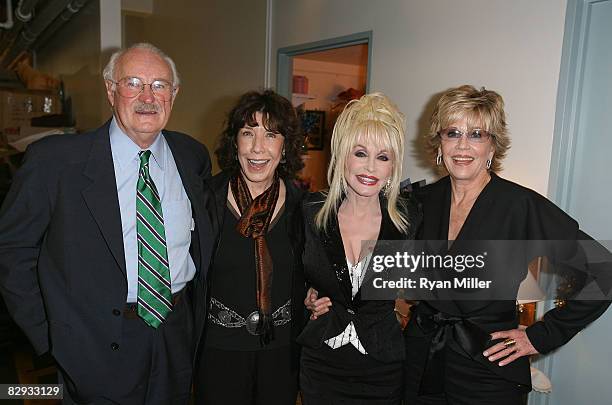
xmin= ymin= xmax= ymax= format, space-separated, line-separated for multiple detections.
xmin=109 ymin=117 xmax=165 ymax=171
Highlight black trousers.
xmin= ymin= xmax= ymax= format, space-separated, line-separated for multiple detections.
xmin=60 ymin=290 xmax=194 ymax=405
xmin=404 ymin=341 xmax=527 ymax=405
xmin=194 ymin=345 xmax=298 ymax=405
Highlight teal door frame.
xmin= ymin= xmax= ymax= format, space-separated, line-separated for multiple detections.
xmin=531 ymin=1 xmax=610 ymax=404
xmin=276 ymin=31 xmax=373 ymax=99
xmin=547 ymin=0 xmax=602 ymax=209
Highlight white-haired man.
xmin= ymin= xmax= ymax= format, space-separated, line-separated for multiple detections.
xmin=0 ymin=43 xmax=213 ymax=404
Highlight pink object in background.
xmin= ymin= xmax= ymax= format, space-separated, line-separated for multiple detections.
xmin=292 ymin=75 xmax=309 ymax=94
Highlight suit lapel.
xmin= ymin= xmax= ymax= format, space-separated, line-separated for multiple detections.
xmin=322 ymin=196 xmax=404 ymax=306
xmin=81 ymin=122 xmax=127 ymax=275
xmin=378 ymin=197 xmax=403 ymax=241
xmin=455 ymin=177 xmax=496 ymax=241
xmin=320 ymin=214 xmax=354 ymax=305
xmin=448 ymin=176 xmax=496 ymax=312
xmin=420 ymin=176 xmax=451 ymax=240
xmin=356 ymin=197 xmax=403 ymax=303
xmin=423 ymin=175 xmax=496 ymax=242
xmin=164 ymin=132 xmax=213 ymax=277
xmin=212 ymin=171 xmax=231 ymax=233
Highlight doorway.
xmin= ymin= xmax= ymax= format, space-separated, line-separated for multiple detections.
xmin=277 ymin=32 xmax=371 ymax=191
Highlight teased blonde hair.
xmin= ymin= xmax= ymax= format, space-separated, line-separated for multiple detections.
xmin=428 ymin=85 xmax=510 ymax=172
xmin=315 ymin=92 xmax=408 ymax=233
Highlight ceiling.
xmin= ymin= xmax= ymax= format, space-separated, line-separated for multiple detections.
xmin=0 ymin=0 xmax=91 ymax=70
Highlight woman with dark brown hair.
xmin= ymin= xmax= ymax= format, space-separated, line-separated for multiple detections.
xmin=194 ymin=90 xmax=306 ymax=405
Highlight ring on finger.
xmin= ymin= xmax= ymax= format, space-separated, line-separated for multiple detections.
xmin=503 ymin=338 xmax=516 ymax=348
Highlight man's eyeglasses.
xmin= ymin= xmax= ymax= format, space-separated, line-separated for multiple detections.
xmin=110 ymin=77 xmax=175 ymax=101
xmin=438 ymin=128 xmax=492 ymax=144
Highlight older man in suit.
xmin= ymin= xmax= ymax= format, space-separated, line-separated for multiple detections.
xmin=0 ymin=43 xmax=213 ymax=404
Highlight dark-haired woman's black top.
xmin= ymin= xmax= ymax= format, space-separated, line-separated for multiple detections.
xmin=193 ymin=170 xmax=306 ymax=373
xmin=204 ymin=202 xmax=293 ymax=349
xmin=404 ymin=173 xmax=611 ymax=403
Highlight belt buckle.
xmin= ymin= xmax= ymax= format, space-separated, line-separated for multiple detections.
xmin=245 ymin=311 xmax=261 ymax=336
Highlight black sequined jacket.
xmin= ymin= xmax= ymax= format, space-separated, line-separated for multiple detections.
xmin=297 ymin=191 xmax=421 ymax=363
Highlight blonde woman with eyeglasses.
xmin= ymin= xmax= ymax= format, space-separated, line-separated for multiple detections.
xmin=404 ymin=85 xmax=610 ymax=404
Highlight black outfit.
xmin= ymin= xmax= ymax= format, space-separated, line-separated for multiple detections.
xmin=299 ymin=192 xmax=420 ymax=404
xmin=197 ymin=345 xmax=296 ymax=405
xmin=194 ymin=170 xmax=306 ymax=405
xmin=404 ymin=173 xmax=611 ymax=405
xmin=0 ymin=121 xmax=214 ymax=404
xmin=204 ymin=202 xmax=292 ymax=350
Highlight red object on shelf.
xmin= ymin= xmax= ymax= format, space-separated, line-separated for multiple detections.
xmin=292 ymin=75 xmax=309 ymax=94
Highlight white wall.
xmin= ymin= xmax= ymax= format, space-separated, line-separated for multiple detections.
xmin=37 ymin=0 xmax=267 ymax=173
xmin=271 ymin=0 xmax=567 ymax=194
xmin=124 ymin=0 xmax=267 ymax=172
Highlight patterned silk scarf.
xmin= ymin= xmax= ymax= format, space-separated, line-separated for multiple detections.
xmin=230 ymin=171 xmax=280 ymax=345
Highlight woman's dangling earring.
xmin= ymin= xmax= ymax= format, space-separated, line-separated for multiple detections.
xmin=382 ymin=178 xmax=391 ymax=196
xmin=280 ymin=149 xmax=286 ymax=164
xmin=486 ymin=158 xmax=492 ymax=169
xmin=436 ymin=149 xmax=442 ymax=166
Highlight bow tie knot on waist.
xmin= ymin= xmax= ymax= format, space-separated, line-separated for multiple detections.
xmin=417 ymin=312 xmax=469 ymax=355
xmin=431 ymin=312 xmax=464 ymax=326
xmin=414 ymin=308 xmax=516 ymax=395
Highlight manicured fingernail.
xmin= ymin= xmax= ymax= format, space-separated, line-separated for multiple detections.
xmin=483 ymin=351 xmax=488 ymax=356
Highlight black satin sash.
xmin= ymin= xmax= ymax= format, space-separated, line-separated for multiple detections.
xmin=414 ymin=305 xmax=517 ymax=395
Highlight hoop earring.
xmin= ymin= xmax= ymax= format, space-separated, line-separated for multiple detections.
xmin=436 ymin=150 xmax=442 ymax=166
xmin=486 ymin=159 xmax=492 ymax=169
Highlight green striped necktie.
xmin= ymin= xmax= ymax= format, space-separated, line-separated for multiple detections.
xmin=136 ymin=150 xmax=172 ymax=328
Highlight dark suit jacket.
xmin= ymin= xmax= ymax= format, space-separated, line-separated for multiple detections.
xmin=0 ymin=121 xmax=214 ymax=398
xmin=194 ymin=170 xmax=307 ymax=372
xmin=407 ymin=173 xmax=611 ymax=390
xmin=297 ymin=191 xmax=421 ymax=363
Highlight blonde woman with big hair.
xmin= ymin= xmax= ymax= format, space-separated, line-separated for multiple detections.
xmin=297 ymin=93 xmax=420 ymax=404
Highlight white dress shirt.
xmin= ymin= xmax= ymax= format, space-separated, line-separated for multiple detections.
xmin=324 ymin=255 xmax=370 ymax=354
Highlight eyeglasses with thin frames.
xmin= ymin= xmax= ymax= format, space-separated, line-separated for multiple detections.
xmin=109 ymin=76 xmax=175 ymax=101
xmin=438 ymin=128 xmax=492 ymax=144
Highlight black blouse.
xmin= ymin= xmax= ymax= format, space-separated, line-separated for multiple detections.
xmin=205 ymin=202 xmax=293 ymax=351
xmin=408 ymin=173 xmax=611 ymax=389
